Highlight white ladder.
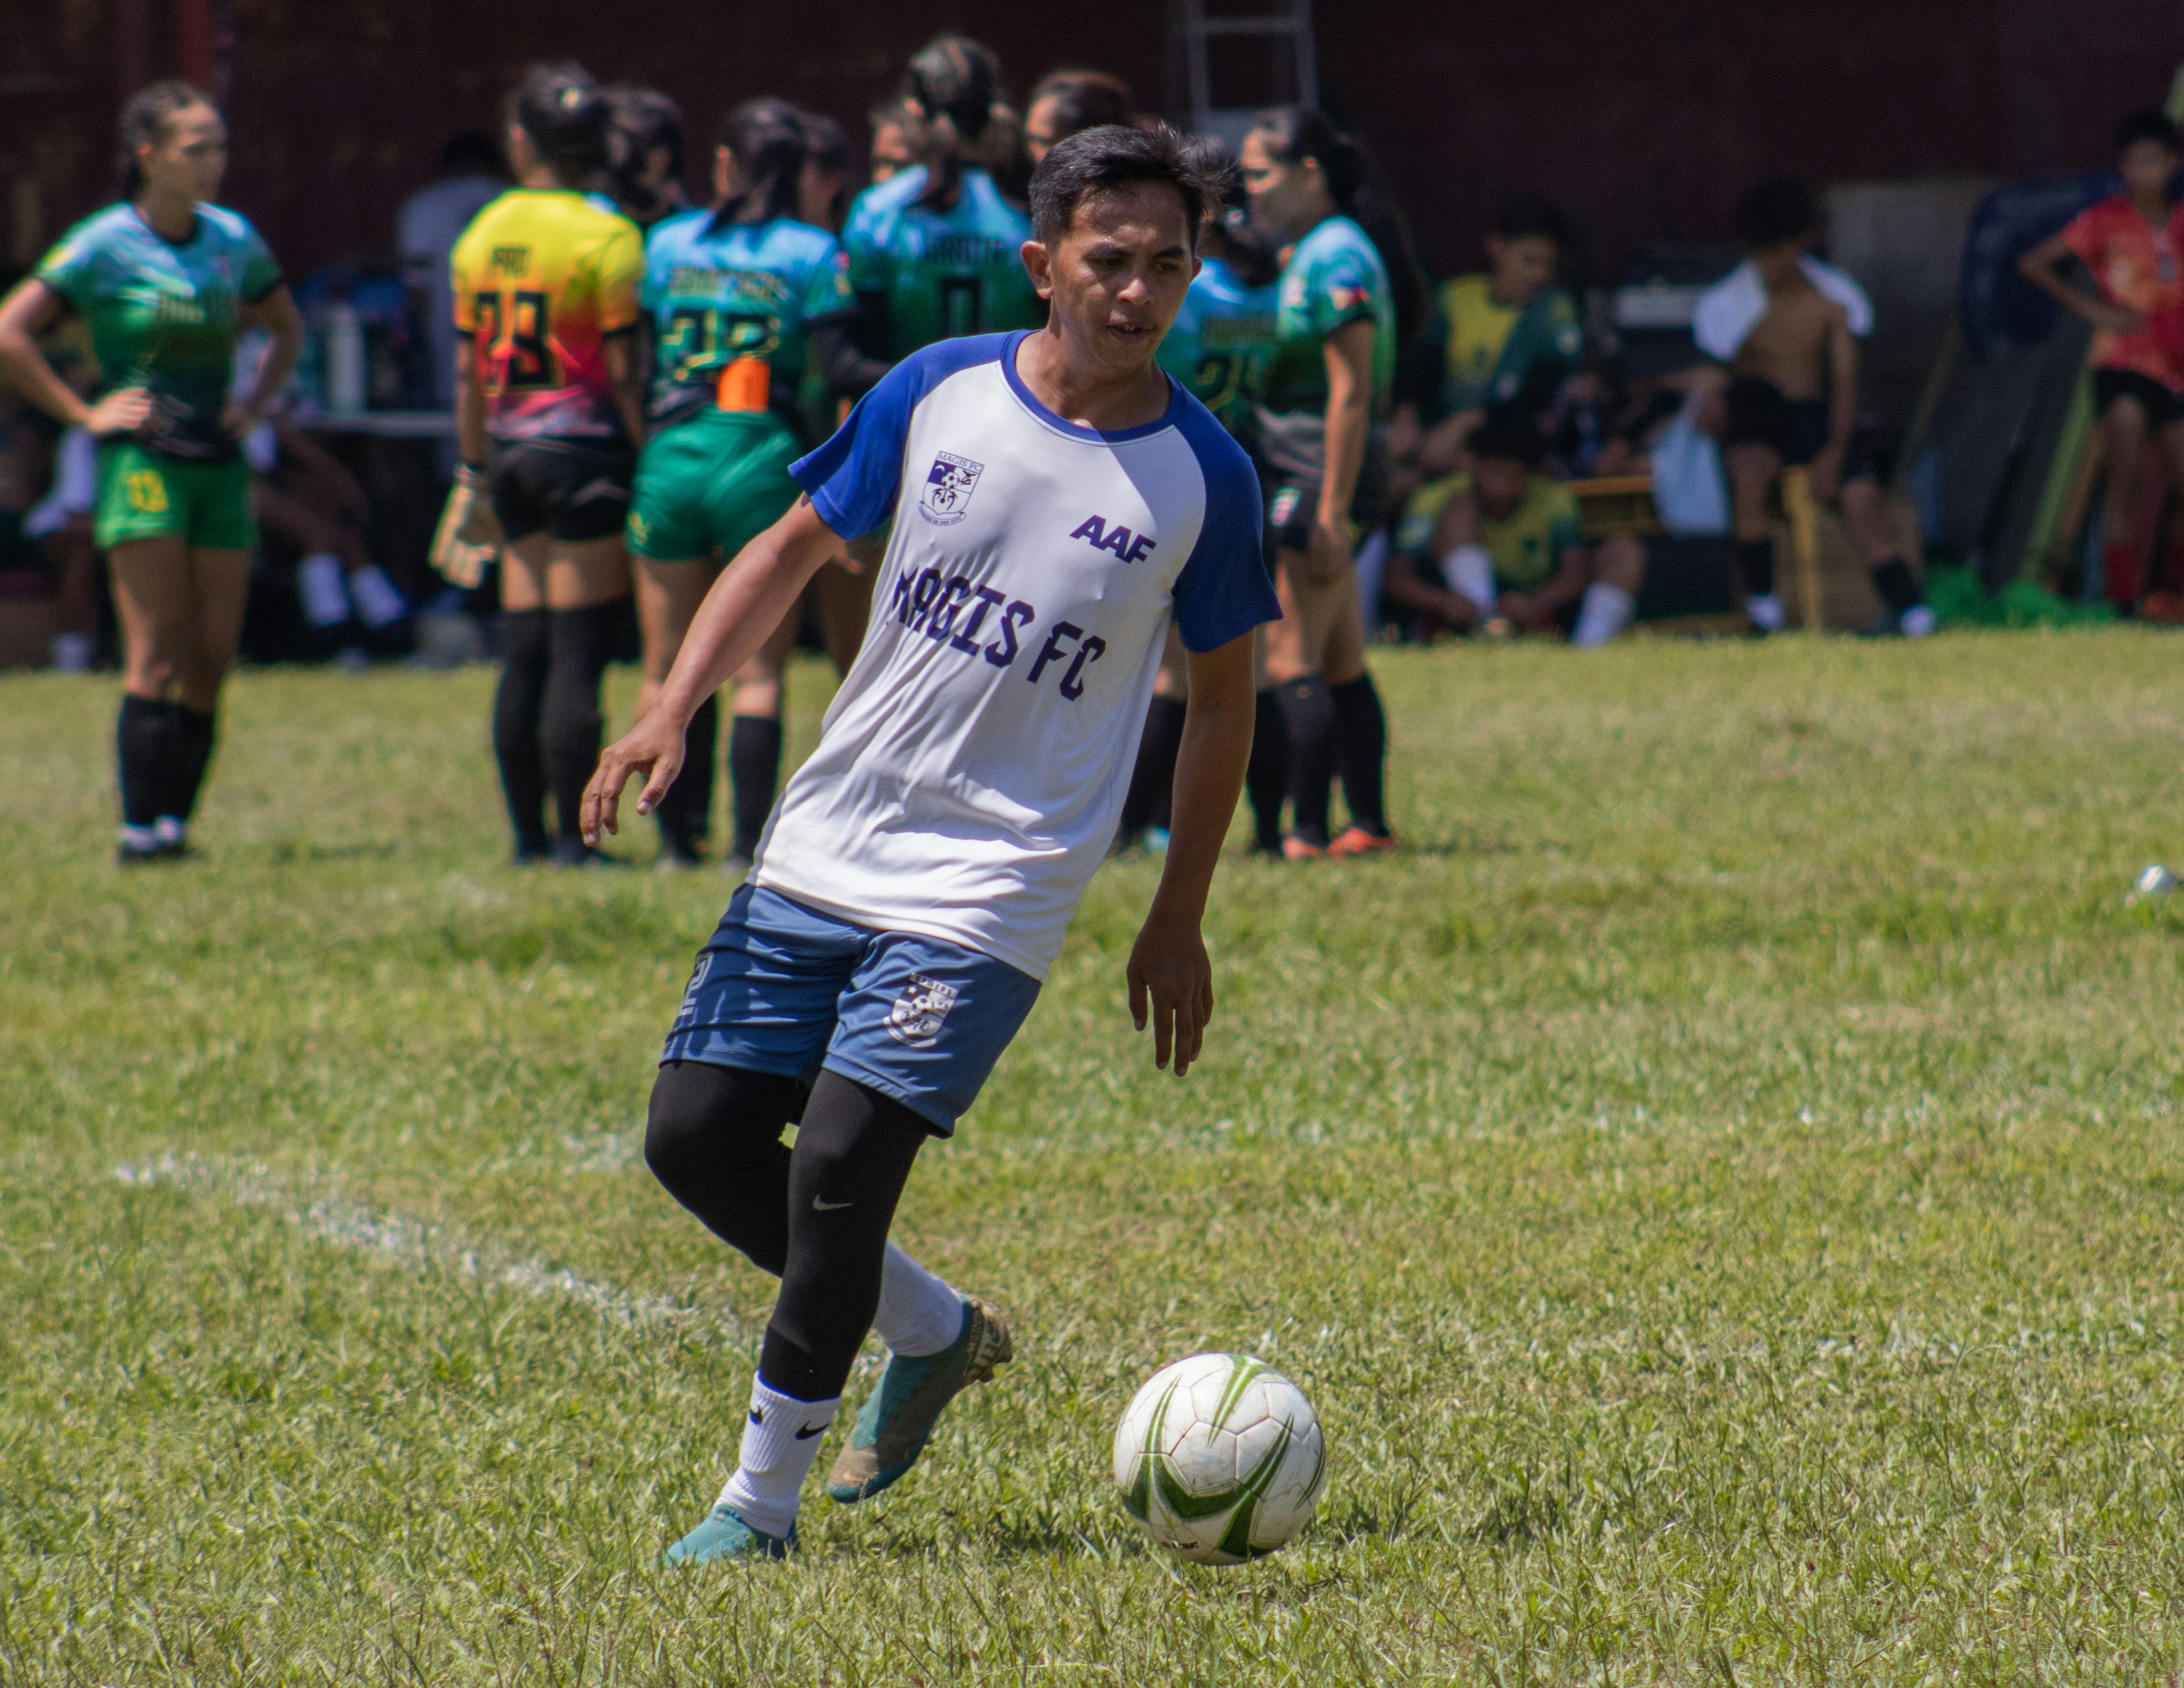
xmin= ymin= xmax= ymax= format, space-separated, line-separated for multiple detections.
xmin=1180 ymin=0 xmax=1320 ymax=144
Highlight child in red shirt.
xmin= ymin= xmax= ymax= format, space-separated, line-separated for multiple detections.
xmin=2022 ymin=109 xmax=2184 ymax=608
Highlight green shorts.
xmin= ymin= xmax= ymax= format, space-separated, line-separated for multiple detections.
xmin=625 ymin=411 xmax=803 ymax=562
xmin=94 ymin=441 xmax=257 ymax=551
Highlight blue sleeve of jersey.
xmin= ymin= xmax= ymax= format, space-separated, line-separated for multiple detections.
xmin=791 ymin=334 xmax=1011 ymax=540
xmin=1169 ymin=399 xmax=1281 ymax=652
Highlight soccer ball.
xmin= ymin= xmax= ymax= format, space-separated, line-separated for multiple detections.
xmin=1113 ymin=1352 xmax=1328 ymax=1564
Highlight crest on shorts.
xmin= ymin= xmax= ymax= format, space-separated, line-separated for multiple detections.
xmin=885 ymin=973 xmax=959 ymax=1048
xmin=919 ymin=452 xmax=984 ymax=525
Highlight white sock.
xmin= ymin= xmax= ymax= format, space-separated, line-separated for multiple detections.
xmin=1746 ymin=592 xmax=1785 ymax=633
xmin=119 ymin=823 xmax=158 ymax=851
xmin=297 ymin=554 xmax=351 ymax=629
xmin=1438 ymin=543 xmax=1495 ymax=615
xmin=718 ymin=1376 xmax=838 ymax=1538
xmin=348 ymin=563 xmax=407 ymax=629
xmin=1900 ymin=604 xmax=1936 ymax=638
xmin=154 ymin=816 xmax=187 ymax=847
xmin=871 ymin=1243 xmax=965 ymax=1358
xmin=50 ymin=632 xmax=93 ymax=672
xmin=1571 ymin=582 xmax=1635 ymax=649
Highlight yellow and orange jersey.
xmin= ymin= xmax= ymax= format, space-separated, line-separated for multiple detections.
xmin=450 ymin=188 xmax=642 ymax=440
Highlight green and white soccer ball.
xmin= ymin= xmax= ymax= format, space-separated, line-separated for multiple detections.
xmin=1113 ymin=1352 xmax=1328 ymax=1564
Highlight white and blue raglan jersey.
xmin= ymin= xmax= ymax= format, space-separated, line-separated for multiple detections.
xmin=752 ymin=331 xmax=1280 ymax=979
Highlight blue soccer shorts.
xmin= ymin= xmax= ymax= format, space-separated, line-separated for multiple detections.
xmin=660 ymin=884 xmax=1042 ymax=1134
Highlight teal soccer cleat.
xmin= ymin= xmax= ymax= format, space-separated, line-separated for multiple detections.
xmin=827 ymin=1296 xmax=1013 ymax=1504
xmin=661 ymin=1502 xmax=794 ymax=1566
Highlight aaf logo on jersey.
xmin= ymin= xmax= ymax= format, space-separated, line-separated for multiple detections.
xmin=919 ymin=452 xmax=984 ymax=525
xmin=885 ymin=974 xmax=959 ymax=1048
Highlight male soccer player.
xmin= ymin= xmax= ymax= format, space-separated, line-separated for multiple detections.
xmin=1694 ymin=177 xmax=1931 ymax=637
xmin=582 ymin=123 xmax=1277 ymax=1564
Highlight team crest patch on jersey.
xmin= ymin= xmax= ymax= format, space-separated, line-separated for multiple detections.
xmin=919 ymin=452 xmax=984 ymax=525
xmin=885 ymin=974 xmax=959 ymax=1047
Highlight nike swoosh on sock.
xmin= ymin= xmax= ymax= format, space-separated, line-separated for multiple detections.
xmin=794 ymin=1422 xmax=828 ymax=1440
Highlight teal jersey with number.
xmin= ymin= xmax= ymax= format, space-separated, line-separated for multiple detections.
xmin=843 ymin=165 xmax=1041 ymax=358
xmin=640 ymin=210 xmax=853 ymax=432
xmin=35 ymin=202 xmax=282 ymax=461
xmin=1157 ymin=255 xmax=1280 ymax=434
xmin=1261 ymin=214 xmax=1394 ymax=418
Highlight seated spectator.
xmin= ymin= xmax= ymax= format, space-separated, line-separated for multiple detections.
xmin=5 ymin=333 xmax=103 ymax=669
xmin=1382 ymin=408 xmax=1643 ymax=646
xmin=252 ymin=415 xmax=409 ymax=657
xmin=398 ymin=134 xmax=506 ymax=417
xmin=1393 ymin=194 xmax=1584 ymax=477
xmin=1695 ymin=176 xmax=1931 ymax=637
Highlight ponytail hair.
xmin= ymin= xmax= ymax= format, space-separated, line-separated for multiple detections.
xmin=903 ymin=34 xmax=1002 ymax=212
xmin=508 ymin=62 xmax=612 ymax=189
xmin=707 ymin=98 xmax=807 ymax=233
xmin=115 ymin=80 xmax=215 ymax=200
xmin=1253 ymin=106 xmax=1428 ymax=351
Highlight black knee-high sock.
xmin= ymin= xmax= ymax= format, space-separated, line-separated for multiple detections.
xmin=644 ymin=1059 xmax=806 ymax=1273
xmin=1245 ymin=687 xmax=1288 ymax=851
xmin=761 ymin=1070 xmax=930 ymax=1402
xmin=1329 ymin=672 xmax=1389 ymax=838
xmin=1736 ymin=537 xmax=1776 ymax=598
xmin=1869 ymin=556 xmax=1923 ymax=615
xmin=116 ymin=694 xmax=177 ymax=829
xmin=545 ymin=603 xmax=621 ymax=844
xmin=730 ymin=714 xmax=784 ymax=860
xmin=653 ymin=692 xmax=718 ymax=854
xmin=1276 ymin=675 xmax=1337 ymax=849
xmin=166 ymin=705 xmax=217 ymax=823
xmin=494 ymin=609 xmax=551 ymax=855
xmin=1120 ymin=694 xmax=1188 ymax=837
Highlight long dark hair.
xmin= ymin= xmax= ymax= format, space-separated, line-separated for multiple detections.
xmin=904 ymin=34 xmax=1000 ymax=212
xmin=1028 ymin=69 xmax=1135 ymax=139
xmin=116 ymin=80 xmax=214 ymax=200
xmin=798 ymin=109 xmax=852 ymax=229
xmin=1252 ymin=106 xmax=1426 ymax=350
xmin=507 ymin=62 xmax=612 ymax=190
xmin=707 ymin=99 xmax=807 ymax=233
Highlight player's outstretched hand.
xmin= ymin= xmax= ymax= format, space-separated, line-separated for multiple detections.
xmin=581 ymin=711 xmax=688 ymax=846
xmin=1127 ymin=914 xmax=1214 ymax=1077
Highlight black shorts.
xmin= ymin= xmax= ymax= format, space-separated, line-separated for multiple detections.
xmin=2092 ymin=366 xmax=2184 ymax=429
xmin=488 ymin=436 xmax=636 ymax=543
xmin=1258 ymin=412 xmax=1391 ymax=552
xmin=1722 ymin=377 xmax=1876 ymax=481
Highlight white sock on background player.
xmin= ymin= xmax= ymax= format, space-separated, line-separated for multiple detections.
xmin=347 ymin=563 xmax=408 ymax=629
xmin=297 ymin=553 xmax=351 ymax=629
xmin=1572 ymin=581 xmax=1635 ymax=648
xmin=1439 ymin=543 xmax=1496 ymax=616
xmin=720 ymin=1376 xmax=839 ymax=1538
xmin=873 ymin=1242 xmax=964 ymax=1358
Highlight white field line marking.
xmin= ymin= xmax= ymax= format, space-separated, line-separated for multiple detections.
xmin=112 ymin=1150 xmax=737 ymax=1339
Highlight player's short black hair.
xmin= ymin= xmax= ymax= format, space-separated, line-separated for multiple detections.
xmin=1469 ymin=406 xmax=1547 ymax=469
xmin=1732 ymin=176 xmax=1815 ymax=249
xmin=1492 ymin=192 xmax=1569 ymax=247
xmin=510 ymin=63 xmax=611 ymax=186
xmin=2116 ymin=109 xmax=2181 ymax=154
xmin=1030 ymin=122 xmax=1215 ymax=248
xmin=437 ymin=131 xmax=503 ymax=177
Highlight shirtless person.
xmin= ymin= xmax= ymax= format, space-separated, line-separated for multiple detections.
xmin=1694 ymin=177 xmax=1932 ymax=637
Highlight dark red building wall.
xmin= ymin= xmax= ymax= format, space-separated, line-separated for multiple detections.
xmin=5 ymin=1 xmax=2183 ymax=286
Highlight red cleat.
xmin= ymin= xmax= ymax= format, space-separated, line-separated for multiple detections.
xmin=1326 ymin=826 xmax=1398 ymax=858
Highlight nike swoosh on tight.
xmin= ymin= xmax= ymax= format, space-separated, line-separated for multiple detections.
xmin=812 ymin=1197 xmax=853 ymax=1211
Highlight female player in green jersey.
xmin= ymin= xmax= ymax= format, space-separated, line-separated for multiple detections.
xmin=0 ymin=80 xmax=302 ymax=864
xmin=625 ymin=100 xmax=886 ymax=867
xmin=1241 ymin=108 xmax=1420 ymax=860
xmin=843 ymin=36 xmax=1044 ymax=365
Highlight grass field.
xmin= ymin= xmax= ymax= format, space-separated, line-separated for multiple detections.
xmin=7 ymin=631 xmax=2184 ymax=1684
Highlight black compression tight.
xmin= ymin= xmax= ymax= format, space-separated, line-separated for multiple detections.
xmin=645 ymin=1059 xmax=931 ymax=1401
xmin=494 ymin=609 xmax=551 ymax=854
xmin=545 ymin=604 xmax=620 ymax=843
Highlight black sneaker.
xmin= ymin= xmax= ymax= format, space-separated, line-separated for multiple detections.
xmin=549 ymin=838 xmax=627 ymax=870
